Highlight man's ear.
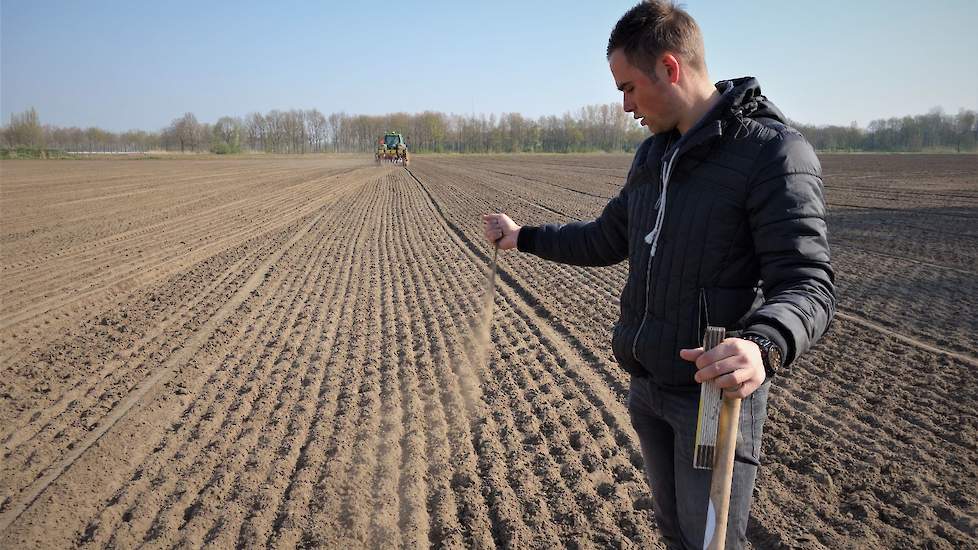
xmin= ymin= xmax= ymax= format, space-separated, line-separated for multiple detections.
xmin=662 ymin=53 xmax=681 ymax=84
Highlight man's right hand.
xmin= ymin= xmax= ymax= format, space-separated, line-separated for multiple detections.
xmin=481 ymin=213 xmax=521 ymax=250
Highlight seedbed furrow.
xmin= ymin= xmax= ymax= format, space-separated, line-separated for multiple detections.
xmin=383 ymin=179 xmax=432 ymax=547
xmin=394 ymin=222 xmax=469 ymax=547
xmin=0 ymin=243 xmax=279 ymax=505
xmin=0 ymin=165 xmax=366 ymax=331
xmin=0 ymin=163 xmax=301 ymax=270
xmin=168 ymin=202 xmax=370 ymax=546
xmin=233 ymin=198 xmax=377 ymax=547
xmin=340 ymin=173 xmax=403 ymax=546
xmin=1 ymin=171 xmax=360 ymax=546
xmin=260 ymin=179 xmax=382 ymax=548
xmin=88 ymin=210 xmax=348 ymax=546
xmin=388 ymin=171 xmax=507 ymax=546
xmin=482 ymin=312 xmax=603 ymax=545
xmin=329 ymin=183 xmax=389 ymax=545
xmin=278 ymin=175 xmax=394 ymax=547
xmin=0 ymin=162 xmax=303 ymax=274
xmin=0 ymin=255 xmax=248 ymax=457
xmin=400 ymin=225 xmax=527 ymax=546
xmin=0 ymin=171 xmax=368 ymax=371
xmin=751 ymin=316 xmax=977 ymax=547
xmin=0 ymin=216 xmax=304 ymax=473
xmin=833 ymin=248 xmax=976 ymax=356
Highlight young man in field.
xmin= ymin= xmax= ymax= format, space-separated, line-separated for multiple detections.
xmin=482 ymin=1 xmax=835 ymax=548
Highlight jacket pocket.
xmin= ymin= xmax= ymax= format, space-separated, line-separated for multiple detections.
xmin=612 ymin=322 xmax=643 ymax=375
xmin=697 ymin=286 xmax=763 ymax=336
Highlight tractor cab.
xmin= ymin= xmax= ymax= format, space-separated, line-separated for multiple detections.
xmin=384 ymin=133 xmax=405 ymax=149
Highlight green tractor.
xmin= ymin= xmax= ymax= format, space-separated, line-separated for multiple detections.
xmin=375 ymin=131 xmax=409 ymax=166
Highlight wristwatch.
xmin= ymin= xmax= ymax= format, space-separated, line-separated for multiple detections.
xmin=742 ymin=335 xmax=783 ymax=379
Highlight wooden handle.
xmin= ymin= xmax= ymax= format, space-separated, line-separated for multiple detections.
xmin=703 ymin=395 xmax=742 ymax=550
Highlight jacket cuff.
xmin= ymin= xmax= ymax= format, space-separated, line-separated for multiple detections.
xmin=742 ymin=324 xmax=791 ymax=367
xmin=517 ymin=226 xmax=539 ymax=254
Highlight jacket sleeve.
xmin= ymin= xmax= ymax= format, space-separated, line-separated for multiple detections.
xmin=516 ymin=184 xmax=630 ymax=267
xmin=742 ymin=130 xmax=836 ymax=367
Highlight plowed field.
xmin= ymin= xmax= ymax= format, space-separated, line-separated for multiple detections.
xmin=1 ymin=154 xmax=975 ymax=548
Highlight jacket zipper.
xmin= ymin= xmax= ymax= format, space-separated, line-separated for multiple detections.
xmin=632 ymin=148 xmax=680 ymax=364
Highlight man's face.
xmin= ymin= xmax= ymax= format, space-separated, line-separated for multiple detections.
xmin=609 ymin=48 xmax=678 ymax=134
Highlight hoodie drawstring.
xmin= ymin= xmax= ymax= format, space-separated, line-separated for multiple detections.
xmin=644 ymin=148 xmax=679 ymax=256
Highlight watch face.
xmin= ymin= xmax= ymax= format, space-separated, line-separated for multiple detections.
xmin=768 ymin=345 xmax=782 ymax=370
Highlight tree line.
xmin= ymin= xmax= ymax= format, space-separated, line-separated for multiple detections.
xmin=2 ymin=106 xmax=649 ymax=155
xmin=3 ymin=105 xmax=976 ymax=155
xmin=792 ymin=108 xmax=977 ymax=153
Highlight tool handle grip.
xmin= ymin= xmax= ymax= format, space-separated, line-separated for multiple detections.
xmin=703 ymin=396 xmax=742 ymax=550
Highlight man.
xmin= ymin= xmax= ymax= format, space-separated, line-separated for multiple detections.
xmin=481 ymin=1 xmax=835 ymax=548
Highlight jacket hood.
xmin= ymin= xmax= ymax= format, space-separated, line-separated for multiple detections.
xmin=639 ymin=77 xmax=787 ymax=169
xmin=715 ymin=77 xmax=786 ymax=124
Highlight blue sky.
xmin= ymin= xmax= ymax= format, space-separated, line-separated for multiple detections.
xmin=2 ymin=0 xmax=976 ymax=132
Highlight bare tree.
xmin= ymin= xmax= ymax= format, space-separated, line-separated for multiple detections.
xmin=244 ymin=112 xmax=266 ymax=151
xmin=305 ymin=109 xmax=327 ymax=152
xmin=5 ymin=107 xmax=44 ymax=148
xmin=169 ymin=112 xmax=200 ymax=153
xmin=213 ymin=116 xmax=242 ymax=153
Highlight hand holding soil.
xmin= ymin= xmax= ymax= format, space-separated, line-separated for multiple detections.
xmin=682 ymin=338 xmax=767 ymax=398
xmin=481 ymin=213 xmax=520 ymax=250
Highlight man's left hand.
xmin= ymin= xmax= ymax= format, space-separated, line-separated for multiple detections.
xmin=680 ymin=338 xmax=766 ymax=399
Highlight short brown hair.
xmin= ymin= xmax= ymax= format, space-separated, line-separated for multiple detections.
xmin=607 ymin=1 xmax=706 ymax=79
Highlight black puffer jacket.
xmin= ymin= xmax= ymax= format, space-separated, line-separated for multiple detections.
xmin=517 ymin=77 xmax=835 ymax=388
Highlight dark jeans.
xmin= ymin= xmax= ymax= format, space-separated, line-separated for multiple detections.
xmin=627 ymin=375 xmax=770 ymax=550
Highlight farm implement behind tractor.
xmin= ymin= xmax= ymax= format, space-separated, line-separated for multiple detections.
xmin=375 ymin=131 xmax=409 ymax=166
